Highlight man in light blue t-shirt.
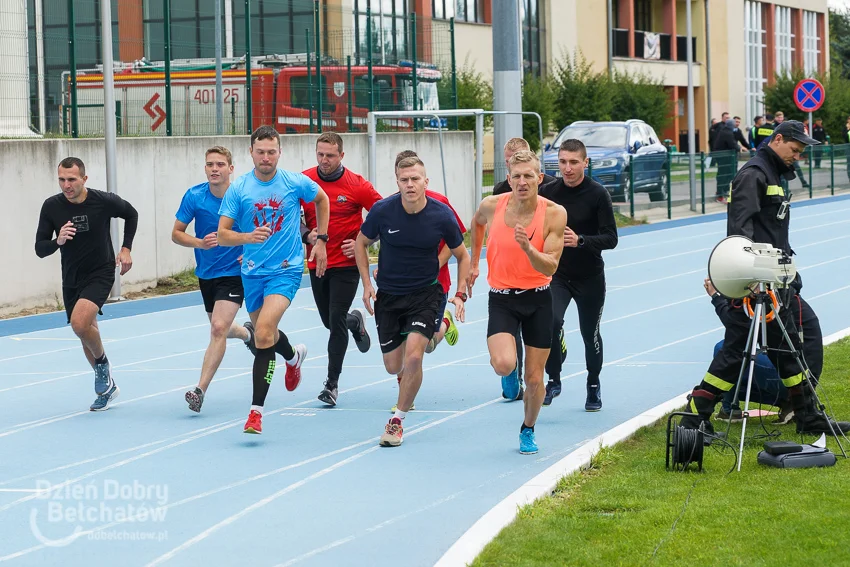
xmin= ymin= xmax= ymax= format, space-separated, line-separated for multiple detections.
xmin=172 ymin=145 xmax=256 ymax=413
xmin=219 ymin=126 xmax=330 ymax=434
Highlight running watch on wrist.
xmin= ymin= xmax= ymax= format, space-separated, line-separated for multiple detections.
xmin=316 ymin=234 xmax=329 ymax=243
xmin=577 ymin=235 xmax=585 ymax=247
xmin=455 ymin=291 xmax=468 ymax=303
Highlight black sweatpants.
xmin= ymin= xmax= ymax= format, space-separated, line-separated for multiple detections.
xmin=546 ymin=272 xmax=606 ymax=385
xmin=309 ymin=266 xmax=360 ymax=383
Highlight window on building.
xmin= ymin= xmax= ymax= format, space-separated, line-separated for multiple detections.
xmin=521 ymin=0 xmax=541 ymax=76
xmin=774 ymin=5 xmax=794 ymax=76
xmin=803 ymin=10 xmax=820 ymax=76
xmin=353 ymin=0 xmax=407 ymax=65
xmin=634 ymin=0 xmax=651 ymax=32
xmin=744 ymin=0 xmax=766 ymax=127
xmin=432 ymin=0 xmax=482 ymax=23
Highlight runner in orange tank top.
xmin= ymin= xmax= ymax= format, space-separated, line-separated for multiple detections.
xmin=469 ymin=150 xmax=567 ymax=455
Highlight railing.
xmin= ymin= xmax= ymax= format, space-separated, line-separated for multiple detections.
xmin=613 ymin=28 xmax=698 ymax=63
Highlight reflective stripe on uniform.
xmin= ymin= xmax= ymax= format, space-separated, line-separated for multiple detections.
xmin=766 ymin=185 xmax=784 ymax=196
xmin=781 ymin=372 xmax=805 ymax=388
xmin=757 ymin=128 xmax=774 ymax=136
xmin=704 ymin=372 xmax=735 ymax=392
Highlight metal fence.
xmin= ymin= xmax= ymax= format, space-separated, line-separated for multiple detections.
xmin=3 ymin=1 xmax=458 ymax=138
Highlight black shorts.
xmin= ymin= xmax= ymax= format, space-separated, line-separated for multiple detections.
xmin=375 ymin=283 xmax=444 ymax=353
xmin=198 ymin=275 xmax=244 ymax=313
xmin=487 ymin=285 xmax=554 ymax=349
xmin=62 ymin=267 xmax=115 ymax=323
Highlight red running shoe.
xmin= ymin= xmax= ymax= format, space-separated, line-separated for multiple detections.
xmin=244 ymin=410 xmax=263 ymax=434
xmin=285 ymin=344 xmax=307 ymax=392
xmin=380 ymin=417 xmax=403 ymax=447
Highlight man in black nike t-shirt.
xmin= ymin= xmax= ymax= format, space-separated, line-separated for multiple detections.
xmin=35 ymin=157 xmax=138 ymax=411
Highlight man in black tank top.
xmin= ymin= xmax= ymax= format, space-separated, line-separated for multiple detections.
xmin=35 ymin=157 xmax=138 ymax=411
xmin=539 ymin=139 xmax=618 ymax=411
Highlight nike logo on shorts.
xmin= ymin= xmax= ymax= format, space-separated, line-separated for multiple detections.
xmin=515 ymin=290 xmax=528 ymax=294
xmin=380 ymin=340 xmax=393 ymax=346
xmin=388 ymin=229 xmax=400 ymax=234
xmin=229 ymin=293 xmax=241 ymax=298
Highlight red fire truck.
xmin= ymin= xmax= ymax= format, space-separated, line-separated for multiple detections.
xmin=61 ymin=54 xmax=443 ymax=136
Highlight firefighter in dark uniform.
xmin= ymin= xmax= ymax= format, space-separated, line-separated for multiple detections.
xmin=682 ymin=121 xmax=850 ymax=435
xmin=751 ymin=113 xmax=775 ymax=149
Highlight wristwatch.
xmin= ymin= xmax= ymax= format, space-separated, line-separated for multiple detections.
xmin=577 ymin=235 xmax=585 ymax=247
xmin=455 ymin=291 xmax=468 ymax=303
xmin=712 ymin=291 xmax=722 ymax=300
xmin=316 ymin=233 xmax=329 ymax=243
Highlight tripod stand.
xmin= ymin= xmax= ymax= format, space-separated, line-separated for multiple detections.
xmin=729 ymin=282 xmax=846 ymax=471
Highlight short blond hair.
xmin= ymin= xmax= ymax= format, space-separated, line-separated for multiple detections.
xmin=395 ymin=150 xmax=419 ymax=169
xmin=504 ymin=137 xmax=531 ymax=153
xmin=508 ymin=150 xmax=540 ymax=174
xmin=395 ymin=156 xmax=425 ymax=173
xmin=205 ymin=145 xmax=233 ymax=165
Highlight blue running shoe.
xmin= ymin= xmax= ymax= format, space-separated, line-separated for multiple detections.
xmin=90 ymin=384 xmax=119 ymax=411
xmin=585 ymin=383 xmax=602 ymax=412
xmin=94 ymin=361 xmax=112 ymax=395
xmin=519 ymin=428 xmax=538 ymax=455
xmin=543 ymin=381 xmax=561 ymax=406
xmin=501 ymin=365 xmax=521 ymax=401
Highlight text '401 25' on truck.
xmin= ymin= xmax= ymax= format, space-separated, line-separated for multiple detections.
xmin=61 ymin=53 xmax=443 ymax=136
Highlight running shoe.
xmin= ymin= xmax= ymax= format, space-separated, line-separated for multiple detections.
xmin=243 ymin=322 xmax=258 ymax=356
xmin=318 ymin=380 xmax=338 ymax=407
xmin=285 ymin=344 xmax=307 ymax=392
xmin=349 ymin=308 xmax=371 ymax=353
xmin=94 ymin=361 xmax=112 ymax=395
xmin=185 ymin=387 xmax=205 ymax=413
xmin=243 ymin=410 xmax=262 ymax=434
xmin=380 ymin=417 xmax=403 ymax=447
xmin=519 ymin=428 xmax=538 ymax=455
xmin=443 ymin=309 xmax=459 ymax=346
xmin=542 ymin=381 xmax=561 ymax=407
xmin=585 ymin=383 xmax=602 ymax=412
xmin=90 ymin=384 xmax=119 ymax=412
xmin=501 ymin=365 xmax=521 ymax=401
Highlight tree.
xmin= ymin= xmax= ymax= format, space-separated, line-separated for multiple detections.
xmin=762 ymin=69 xmax=850 ymax=144
xmin=446 ymin=56 xmax=492 ymax=131
xmin=550 ymin=51 xmax=614 ymax=129
xmin=521 ymin=73 xmax=555 ymax=152
xmin=830 ymin=8 xmax=850 ymax=81
xmin=610 ymin=70 xmax=672 ymax=135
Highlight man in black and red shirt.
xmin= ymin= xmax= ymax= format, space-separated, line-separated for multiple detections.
xmin=35 ymin=157 xmax=138 ymax=412
xmin=302 ymin=132 xmax=383 ymax=406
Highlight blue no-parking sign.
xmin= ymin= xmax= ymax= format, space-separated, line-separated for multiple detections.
xmin=794 ymin=78 xmax=825 ymax=113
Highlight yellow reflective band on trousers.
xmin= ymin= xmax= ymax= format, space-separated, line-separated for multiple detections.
xmin=689 ymin=398 xmax=699 ymax=413
xmin=781 ymin=372 xmax=805 ymax=388
xmin=704 ymin=372 xmax=735 ymax=392
xmin=766 ymin=185 xmax=784 ymax=196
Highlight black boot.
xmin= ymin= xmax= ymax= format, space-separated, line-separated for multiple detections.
xmin=680 ymin=388 xmax=717 ymax=432
xmin=792 ymin=384 xmax=850 ymax=435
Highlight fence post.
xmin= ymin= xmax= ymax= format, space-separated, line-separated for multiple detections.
xmin=830 ymin=145 xmax=835 ymax=196
xmin=700 ymin=151 xmax=705 ymax=214
xmin=367 ymin=9 xmax=373 ymax=114
xmin=629 ymin=155 xmax=635 ymax=219
xmin=347 ymin=55 xmax=353 ymax=131
xmin=244 ymin=0 xmax=252 ymax=134
xmin=314 ymin=0 xmax=322 ymax=133
xmin=666 ymin=153 xmax=672 ymax=220
xmin=808 ymin=147 xmax=813 ymax=199
xmin=450 ymin=17 xmax=458 ymax=130
xmin=306 ymin=29 xmax=313 ymax=132
xmin=116 ymin=100 xmax=122 ymax=135
xmin=163 ymin=0 xmax=172 ymax=136
xmin=587 ymin=157 xmax=593 ymax=180
xmin=67 ymin=0 xmax=78 ymax=138
xmin=231 ymin=97 xmax=236 ymax=135
xmin=411 ymin=13 xmax=418 ymax=132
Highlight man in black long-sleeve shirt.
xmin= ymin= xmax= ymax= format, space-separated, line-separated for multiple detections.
xmin=540 ymin=139 xmax=618 ymax=411
xmin=35 ymin=157 xmax=138 ymax=411
xmin=491 ymin=137 xmax=559 ymax=399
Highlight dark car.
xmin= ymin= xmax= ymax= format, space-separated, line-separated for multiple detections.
xmin=543 ymin=120 xmax=669 ymax=202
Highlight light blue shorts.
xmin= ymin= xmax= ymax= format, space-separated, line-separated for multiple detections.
xmin=242 ymin=269 xmax=302 ymax=313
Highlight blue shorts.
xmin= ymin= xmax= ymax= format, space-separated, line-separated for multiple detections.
xmin=242 ymin=269 xmax=302 ymax=313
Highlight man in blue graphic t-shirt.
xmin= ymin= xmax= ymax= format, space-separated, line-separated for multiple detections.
xmin=355 ymin=155 xmax=471 ymax=448
xmin=172 ymin=146 xmax=257 ymax=413
xmin=219 ymin=126 xmax=330 ymax=435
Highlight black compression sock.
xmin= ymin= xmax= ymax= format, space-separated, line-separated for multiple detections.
xmin=251 ymin=346 xmax=276 ymax=406
xmin=95 ymin=354 xmax=108 ymax=365
xmin=521 ymin=423 xmax=535 ymax=433
xmin=274 ymin=330 xmax=295 ymax=360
